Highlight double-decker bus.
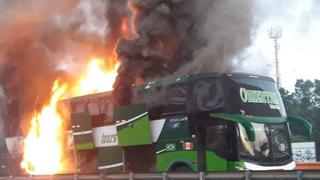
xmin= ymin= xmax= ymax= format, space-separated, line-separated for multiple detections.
xmin=69 ymin=72 xmax=312 ymax=172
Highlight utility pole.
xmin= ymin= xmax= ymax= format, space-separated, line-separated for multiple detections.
xmin=268 ymin=27 xmax=282 ymax=89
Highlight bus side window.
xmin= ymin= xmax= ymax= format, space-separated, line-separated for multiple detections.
xmin=193 ymin=79 xmax=220 ymax=111
xmin=226 ymin=123 xmax=238 ymax=161
xmin=206 ymin=124 xmax=226 ymax=158
xmin=104 ymin=98 xmax=113 ymax=124
xmin=134 ymin=86 xmax=167 ymax=119
xmin=205 ymin=122 xmax=237 ymax=160
xmin=167 ymin=83 xmax=187 ymax=113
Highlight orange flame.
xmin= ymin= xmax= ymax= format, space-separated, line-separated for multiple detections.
xmin=21 ymin=57 xmax=119 ymax=175
xmin=72 ymin=57 xmax=119 ymax=96
xmin=21 ymin=80 xmax=67 ymax=175
xmin=120 ymin=17 xmax=130 ymax=37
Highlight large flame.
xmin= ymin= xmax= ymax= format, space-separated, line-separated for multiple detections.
xmin=73 ymin=57 xmax=119 ymax=96
xmin=21 ymin=57 xmax=119 ymax=175
xmin=21 ymin=81 xmax=67 ymax=175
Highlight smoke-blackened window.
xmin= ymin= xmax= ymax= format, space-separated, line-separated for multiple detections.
xmin=193 ymin=79 xmax=223 ymax=111
xmin=132 ymin=86 xmax=167 ymax=119
xmin=71 ymin=93 xmax=114 ymax=127
xmin=167 ymin=83 xmax=187 ymax=113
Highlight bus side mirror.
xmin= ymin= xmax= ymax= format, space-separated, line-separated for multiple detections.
xmin=287 ymin=116 xmax=313 ymax=140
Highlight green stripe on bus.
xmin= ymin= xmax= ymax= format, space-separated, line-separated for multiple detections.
xmin=205 ymin=151 xmax=227 ymax=171
xmin=74 ymin=142 xmax=94 ymax=150
xmin=117 ymin=115 xmax=152 ymax=146
xmin=156 ymin=151 xmax=197 ymax=171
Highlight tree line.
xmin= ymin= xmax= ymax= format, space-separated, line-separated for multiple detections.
xmin=280 ymin=79 xmax=320 ymax=140
xmin=280 ymin=79 xmax=320 ymax=160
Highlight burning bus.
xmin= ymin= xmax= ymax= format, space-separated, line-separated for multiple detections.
xmin=0 ymin=0 xmax=287 ymax=175
xmin=66 ymin=72 xmax=312 ymax=172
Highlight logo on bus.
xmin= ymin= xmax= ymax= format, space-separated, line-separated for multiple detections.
xmin=182 ymin=142 xmax=194 ymax=151
xmin=101 ymin=133 xmax=117 ymax=145
xmin=240 ymin=88 xmax=280 ymax=109
xmin=166 ymin=143 xmax=176 ymax=151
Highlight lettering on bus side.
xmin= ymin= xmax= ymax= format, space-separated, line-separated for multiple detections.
xmin=93 ymin=126 xmax=118 ymax=147
xmin=168 ymin=117 xmax=188 ymax=123
xmin=239 ymin=87 xmax=280 ymax=109
xmin=101 ymin=133 xmax=118 ymax=145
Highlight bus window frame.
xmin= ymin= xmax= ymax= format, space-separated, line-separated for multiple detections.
xmin=204 ymin=120 xmax=238 ymax=161
xmin=237 ymin=121 xmax=293 ymax=166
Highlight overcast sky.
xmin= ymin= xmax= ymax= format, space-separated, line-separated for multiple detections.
xmin=243 ymin=0 xmax=320 ymax=91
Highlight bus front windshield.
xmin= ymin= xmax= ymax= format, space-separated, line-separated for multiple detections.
xmin=238 ymin=122 xmax=292 ymax=165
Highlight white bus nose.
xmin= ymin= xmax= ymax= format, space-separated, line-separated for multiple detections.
xmin=244 ymin=160 xmax=296 ymax=171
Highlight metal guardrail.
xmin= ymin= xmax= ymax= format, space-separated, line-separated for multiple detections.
xmin=0 ymin=170 xmax=320 ymax=180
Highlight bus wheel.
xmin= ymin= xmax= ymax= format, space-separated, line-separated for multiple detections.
xmin=171 ymin=165 xmax=192 ymax=172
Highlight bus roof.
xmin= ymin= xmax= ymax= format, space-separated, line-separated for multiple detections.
xmin=138 ymin=72 xmax=275 ymax=91
xmin=69 ymin=72 xmax=276 ymax=102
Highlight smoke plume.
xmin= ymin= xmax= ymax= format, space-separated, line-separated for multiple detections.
xmin=0 ymin=0 xmax=256 ymax=137
xmin=0 ymin=0 xmax=121 ymax=136
xmin=105 ymin=0 xmax=129 ymax=55
xmin=113 ymin=0 xmax=254 ymax=106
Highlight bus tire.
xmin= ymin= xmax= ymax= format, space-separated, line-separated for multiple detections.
xmin=171 ymin=164 xmax=192 ymax=172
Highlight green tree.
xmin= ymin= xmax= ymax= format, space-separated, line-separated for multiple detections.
xmin=280 ymin=79 xmax=320 ymax=160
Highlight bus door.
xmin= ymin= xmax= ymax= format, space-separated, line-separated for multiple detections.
xmin=205 ymin=121 xmax=237 ymax=171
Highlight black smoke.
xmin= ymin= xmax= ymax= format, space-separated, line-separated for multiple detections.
xmin=0 ymin=0 xmax=255 ymax=137
xmin=113 ymin=0 xmax=204 ymax=106
xmin=113 ymin=0 xmax=254 ymax=106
